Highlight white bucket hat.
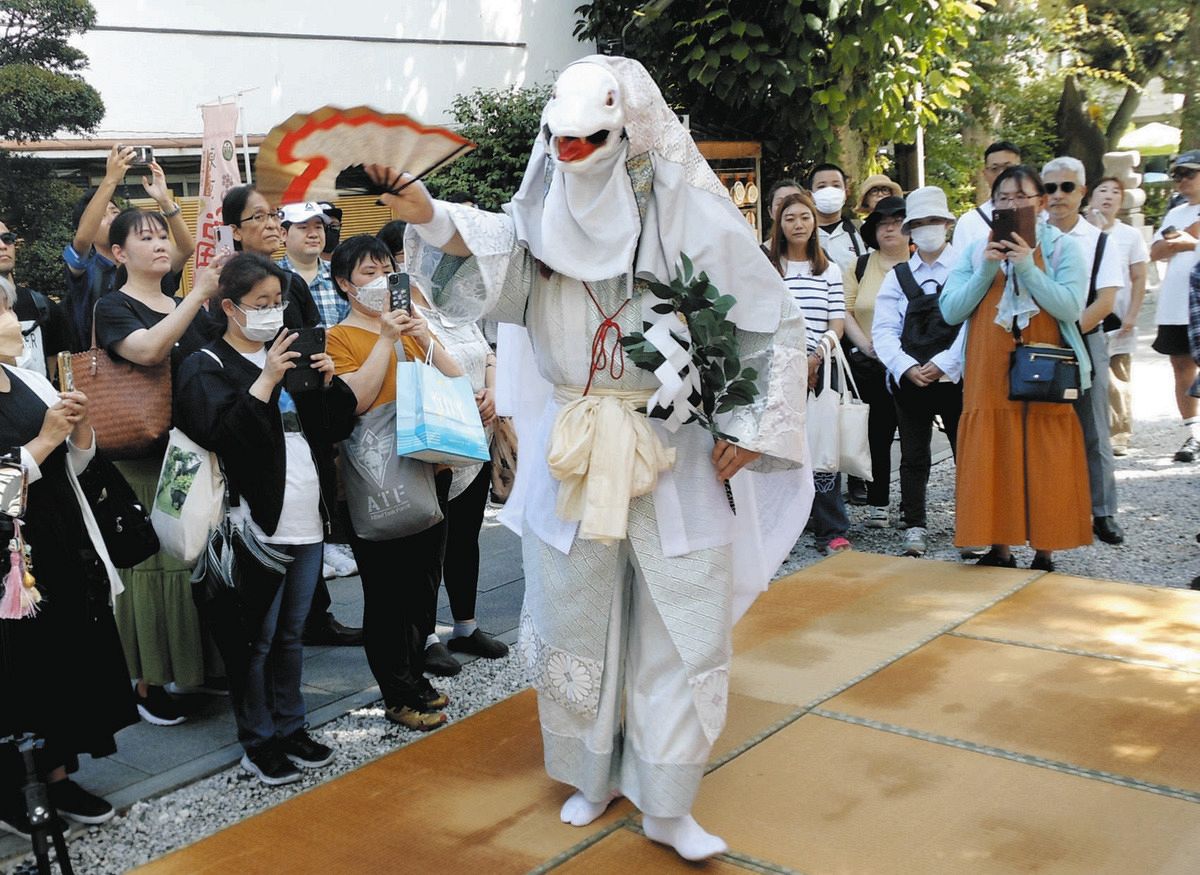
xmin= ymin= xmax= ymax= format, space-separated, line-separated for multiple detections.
xmin=901 ymin=186 xmax=955 ymax=233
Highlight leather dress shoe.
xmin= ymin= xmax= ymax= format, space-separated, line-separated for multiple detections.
xmin=1092 ymin=516 xmax=1125 ymax=545
xmin=303 ymin=615 xmax=364 ymax=647
xmin=846 ymin=477 xmax=869 ymax=505
xmin=447 ymin=629 xmax=510 ymax=659
xmin=423 ymin=642 xmax=462 ymax=677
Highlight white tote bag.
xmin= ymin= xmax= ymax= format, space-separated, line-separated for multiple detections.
xmin=805 ymin=339 xmax=872 ymax=480
xmin=150 ymin=428 xmax=225 ymax=564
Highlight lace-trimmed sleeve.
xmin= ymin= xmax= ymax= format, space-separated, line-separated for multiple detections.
xmin=404 ymin=202 xmax=534 ymax=326
xmin=719 ymin=295 xmax=808 ymax=470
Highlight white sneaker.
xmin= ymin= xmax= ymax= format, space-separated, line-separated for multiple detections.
xmin=324 ymin=543 xmax=358 ymax=577
xmin=866 ymin=506 xmax=890 ymax=528
xmin=902 ymin=526 xmax=927 ymax=557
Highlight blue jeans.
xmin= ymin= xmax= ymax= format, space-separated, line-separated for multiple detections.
xmin=811 ymin=473 xmax=849 ymax=547
xmin=237 ymin=542 xmax=322 ymax=753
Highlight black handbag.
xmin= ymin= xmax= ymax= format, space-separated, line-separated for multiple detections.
xmin=1007 ymin=313 xmax=1081 ymax=404
xmin=76 ymin=455 xmax=160 ymax=568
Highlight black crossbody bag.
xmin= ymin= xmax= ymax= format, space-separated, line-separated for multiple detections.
xmin=1007 ymin=269 xmax=1081 ymax=404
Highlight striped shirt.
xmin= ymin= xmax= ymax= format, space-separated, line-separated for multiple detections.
xmin=782 ymin=259 xmax=845 ymax=351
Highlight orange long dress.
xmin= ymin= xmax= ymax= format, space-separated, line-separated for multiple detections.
xmin=953 ymin=255 xmax=1092 ymax=551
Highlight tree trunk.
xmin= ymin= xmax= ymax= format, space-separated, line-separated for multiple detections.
xmin=1056 ymin=75 xmax=1107 ymax=185
xmin=1181 ymin=6 xmax=1200 ymax=149
xmin=1105 ymin=83 xmax=1143 ymax=152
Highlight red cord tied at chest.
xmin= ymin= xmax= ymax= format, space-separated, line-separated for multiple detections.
xmin=583 ymin=282 xmax=629 ymax=396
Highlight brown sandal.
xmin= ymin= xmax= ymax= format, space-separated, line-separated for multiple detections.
xmin=385 ymin=705 xmax=447 ymax=731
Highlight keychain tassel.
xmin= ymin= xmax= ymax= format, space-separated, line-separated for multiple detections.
xmin=0 ymin=521 xmax=40 ymax=619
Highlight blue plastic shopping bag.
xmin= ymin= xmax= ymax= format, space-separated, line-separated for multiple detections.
xmin=395 ymin=360 xmax=491 ymax=465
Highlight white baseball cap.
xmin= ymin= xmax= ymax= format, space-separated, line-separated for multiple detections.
xmin=280 ymin=202 xmax=331 ymax=226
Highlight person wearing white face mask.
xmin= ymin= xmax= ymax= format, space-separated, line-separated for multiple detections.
xmin=174 ymin=253 xmax=358 ymax=786
xmin=871 ymin=186 xmax=966 ymax=558
xmin=325 ymin=235 xmax=464 ymax=731
xmin=808 ymin=162 xmax=867 ymax=272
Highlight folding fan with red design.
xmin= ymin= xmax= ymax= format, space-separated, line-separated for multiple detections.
xmin=254 ymin=105 xmax=475 ymax=205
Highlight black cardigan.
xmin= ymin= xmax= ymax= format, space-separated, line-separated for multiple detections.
xmin=174 ymin=338 xmax=356 ymax=536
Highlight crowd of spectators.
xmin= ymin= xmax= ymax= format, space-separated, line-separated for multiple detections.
xmin=0 ymin=136 xmax=1197 ymax=839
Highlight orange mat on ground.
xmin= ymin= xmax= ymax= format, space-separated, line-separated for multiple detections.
xmin=137 ymin=555 xmax=1200 ymax=874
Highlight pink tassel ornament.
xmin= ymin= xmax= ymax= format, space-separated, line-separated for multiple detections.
xmin=0 ymin=521 xmax=40 ymax=619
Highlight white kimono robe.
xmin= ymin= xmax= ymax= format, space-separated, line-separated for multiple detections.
xmin=408 ymin=151 xmax=812 ymax=815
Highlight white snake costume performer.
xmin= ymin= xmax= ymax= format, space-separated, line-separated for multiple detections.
xmin=398 ymin=55 xmax=813 ymax=860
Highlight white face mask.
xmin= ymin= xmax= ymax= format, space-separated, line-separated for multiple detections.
xmin=812 ymin=187 xmax=847 ymax=216
xmin=910 ymin=224 xmax=948 ymax=253
xmin=236 ymin=304 xmax=285 ymax=342
xmin=0 ymin=310 xmax=22 ymax=361
xmin=350 ymin=276 xmax=388 ymax=315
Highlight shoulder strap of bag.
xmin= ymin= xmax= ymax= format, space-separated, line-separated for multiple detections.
xmin=18 ymin=289 xmax=51 ymax=337
xmin=893 ymin=262 xmax=924 ymax=302
xmin=1087 ymin=231 xmax=1108 ymax=306
xmin=976 ymin=206 xmax=993 ymax=228
xmin=854 ymin=253 xmax=871 ymax=283
xmin=843 ymin=218 xmax=862 ymax=256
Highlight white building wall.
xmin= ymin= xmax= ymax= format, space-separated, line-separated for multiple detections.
xmin=71 ymin=0 xmax=592 ymax=138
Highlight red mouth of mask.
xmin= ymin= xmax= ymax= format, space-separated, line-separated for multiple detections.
xmin=557 ymin=136 xmax=600 ymax=163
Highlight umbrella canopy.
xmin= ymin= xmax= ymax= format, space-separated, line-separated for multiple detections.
xmin=1117 ymin=121 xmax=1181 ymax=157
xmin=255 ymin=105 xmax=475 ymax=204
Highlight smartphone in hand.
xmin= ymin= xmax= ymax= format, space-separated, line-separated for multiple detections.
xmin=279 ymin=327 xmax=326 ymax=393
xmin=387 ymin=272 xmax=411 ymax=314
xmin=992 ymin=205 xmax=1037 ymax=245
xmin=215 ymin=225 xmax=235 ymax=258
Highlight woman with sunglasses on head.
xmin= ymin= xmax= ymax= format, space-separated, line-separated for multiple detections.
xmin=939 ymin=166 xmax=1092 ymax=572
xmin=174 ymin=253 xmax=356 ymax=785
xmin=768 ymin=191 xmax=851 ymax=555
xmin=326 ymin=235 xmax=462 ymax=731
xmin=93 ymin=208 xmax=223 ymax=727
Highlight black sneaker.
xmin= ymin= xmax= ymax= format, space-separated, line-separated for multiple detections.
xmin=137 ymin=685 xmax=187 ymax=726
xmin=1174 ymin=436 xmax=1200 ymax=463
xmin=277 ymin=728 xmax=334 ymax=769
xmin=241 ymin=745 xmax=302 ymax=786
xmin=46 ymin=779 xmax=114 ymax=825
xmin=423 ymin=641 xmax=463 ymax=677
xmin=447 ymin=629 xmax=510 ymax=659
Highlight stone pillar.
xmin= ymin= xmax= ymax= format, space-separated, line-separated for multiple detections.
xmin=1102 ymin=150 xmax=1145 ymax=229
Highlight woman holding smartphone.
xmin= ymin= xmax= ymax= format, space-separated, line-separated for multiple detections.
xmin=326 ymin=235 xmax=462 ymax=731
xmin=174 ymin=253 xmax=356 ymax=785
xmin=939 ymin=166 xmax=1092 ymax=571
xmin=93 ymin=208 xmax=221 ymax=726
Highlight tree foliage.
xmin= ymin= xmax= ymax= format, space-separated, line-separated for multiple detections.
xmin=574 ymin=0 xmax=985 ymax=183
xmin=0 ymin=0 xmax=103 ymax=292
xmin=425 ymin=83 xmax=553 ymax=212
xmin=0 ymin=152 xmax=81 ymax=296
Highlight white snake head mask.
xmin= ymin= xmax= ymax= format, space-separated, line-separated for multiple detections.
xmin=543 ymin=63 xmax=627 ymax=175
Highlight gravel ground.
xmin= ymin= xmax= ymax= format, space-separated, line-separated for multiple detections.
xmin=7 ymin=323 xmax=1198 ymax=873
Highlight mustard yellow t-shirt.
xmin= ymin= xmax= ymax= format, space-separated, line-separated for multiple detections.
xmin=326 ymin=325 xmax=426 ymax=412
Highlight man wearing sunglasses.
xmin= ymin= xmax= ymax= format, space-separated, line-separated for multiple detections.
xmin=1149 ymin=150 xmax=1200 ymax=463
xmin=1043 ymin=156 xmax=1125 ymax=545
xmin=0 ymin=220 xmax=70 ymax=378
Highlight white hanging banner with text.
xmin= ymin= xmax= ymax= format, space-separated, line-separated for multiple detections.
xmin=194 ymin=102 xmax=242 ymax=279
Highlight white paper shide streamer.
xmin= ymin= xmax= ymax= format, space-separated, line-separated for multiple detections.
xmin=643 ymin=311 xmax=702 ymax=432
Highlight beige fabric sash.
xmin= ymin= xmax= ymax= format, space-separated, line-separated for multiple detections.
xmin=546 ymin=386 xmax=676 ymax=544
